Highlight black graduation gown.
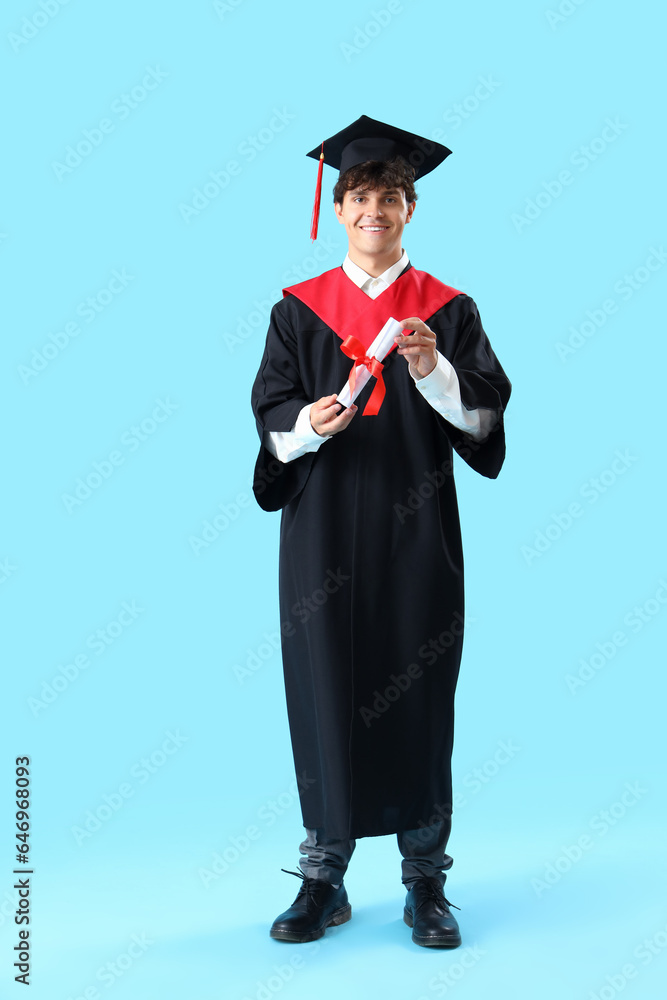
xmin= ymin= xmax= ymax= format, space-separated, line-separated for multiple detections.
xmin=250 ymin=263 xmax=511 ymax=840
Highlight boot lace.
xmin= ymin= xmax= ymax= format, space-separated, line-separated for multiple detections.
xmin=410 ymin=876 xmax=461 ymax=911
xmin=281 ymin=867 xmax=327 ymax=907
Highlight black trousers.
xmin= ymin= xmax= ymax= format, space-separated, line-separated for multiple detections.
xmin=297 ymin=815 xmax=453 ymax=886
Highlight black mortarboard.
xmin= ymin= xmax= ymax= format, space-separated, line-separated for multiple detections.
xmin=306 ymin=115 xmax=452 ymax=240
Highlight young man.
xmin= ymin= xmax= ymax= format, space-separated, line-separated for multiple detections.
xmin=250 ymin=116 xmax=511 ymax=948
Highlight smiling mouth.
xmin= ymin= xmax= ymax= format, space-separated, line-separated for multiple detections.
xmin=359 ymin=225 xmax=390 ymax=232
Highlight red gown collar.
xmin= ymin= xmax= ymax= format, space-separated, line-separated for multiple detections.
xmin=283 ymin=264 xmax=461 ymax=352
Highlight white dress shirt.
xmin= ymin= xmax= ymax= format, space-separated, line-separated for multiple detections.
xmin=265 ymin=251 xmax=498 ymax=463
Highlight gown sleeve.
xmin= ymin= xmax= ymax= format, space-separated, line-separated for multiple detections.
xmin=250 ymin=299 xmax=320 ymax=511
xmin=428 ymin=295 xmax=512 ymax=479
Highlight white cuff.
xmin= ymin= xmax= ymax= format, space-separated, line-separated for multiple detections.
xmin=264 ymin=404 xmax=332 ymax=463
xmin=411 ymin=351 xmax=494 ymax=442
xmin=293 ymin=403 xmax=327 ymax=443
xmin=410 ymin=350 xmax=457 ymax=392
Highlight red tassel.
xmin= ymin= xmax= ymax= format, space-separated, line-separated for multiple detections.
xmin=310 ymin=143 xmax=325 ymax=242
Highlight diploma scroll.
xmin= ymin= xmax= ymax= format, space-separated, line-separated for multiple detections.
xmin=336 ymin=317 xmax=403 ymax=408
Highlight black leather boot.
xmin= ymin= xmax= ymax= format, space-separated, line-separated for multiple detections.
xmin=270 ymin=869 xmax=352 ymax=943
xmin=403 ymin=876 xmax=461 ymax=947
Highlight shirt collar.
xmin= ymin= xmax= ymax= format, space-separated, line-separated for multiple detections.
xmin=341 ymin=248 xmax=410 ymax=291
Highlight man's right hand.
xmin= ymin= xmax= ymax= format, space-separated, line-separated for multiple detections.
xmin=310 ymin=395 xmax=358 ymax=437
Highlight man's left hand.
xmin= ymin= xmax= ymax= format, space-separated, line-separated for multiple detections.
xmin=395 ymin=317 xmax=437 ymax=379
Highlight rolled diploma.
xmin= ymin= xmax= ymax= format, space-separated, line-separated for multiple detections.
xmin=336 ymin=317 xmax=403 ymax=408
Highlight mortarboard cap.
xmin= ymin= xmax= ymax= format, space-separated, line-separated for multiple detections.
xmin=306 ymin=115 xmax=452 ymax=240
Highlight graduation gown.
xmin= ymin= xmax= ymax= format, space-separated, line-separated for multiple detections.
xmin=250 ymin=262 xmax=511 ymax=840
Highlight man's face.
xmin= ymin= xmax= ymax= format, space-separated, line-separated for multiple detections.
xmin=334 ymin=185 xmax=415 ymax=262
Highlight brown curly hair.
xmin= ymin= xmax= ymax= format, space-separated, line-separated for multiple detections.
xmin=333 ymin=157 xmax=418 ymax=205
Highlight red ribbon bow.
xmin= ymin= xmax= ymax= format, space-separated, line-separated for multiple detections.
xmin=340 ymin=335 xmax=386 ymax=416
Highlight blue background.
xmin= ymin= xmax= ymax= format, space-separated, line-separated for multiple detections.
xmin=3 ymin=0 xmax=666 ymax=997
